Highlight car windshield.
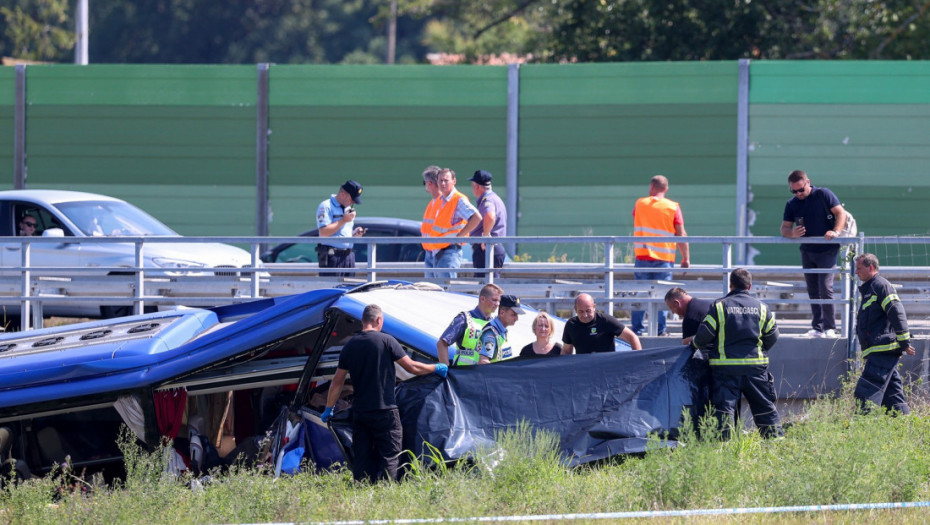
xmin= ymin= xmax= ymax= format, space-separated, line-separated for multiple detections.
xmin=56 ymin=200 xmax=178 ymax=237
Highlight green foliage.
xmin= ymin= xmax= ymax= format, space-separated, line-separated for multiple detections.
xmin=6 ymin=391 xmax=930 ymax=524
xmin=0 ymin=0 xmax=74 ymax=62
xmin=87 ymin=0 xmax=428 ymax=64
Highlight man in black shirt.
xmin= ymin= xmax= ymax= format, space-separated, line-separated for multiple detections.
xmin=780 ymin=170 xmax=848 ymax=338
xmin=561 ymin=293 xmax=641 ymax=354
xmin=322 ymin=304 xmax=448 ymax=482
xmin=664 ymin=287 xmax=713 ymax=346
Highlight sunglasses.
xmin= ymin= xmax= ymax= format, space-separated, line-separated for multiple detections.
xmin=789 ymin=182 xmax=808 ymax=195
xmin=21 ymin=221 xmax=36 ymax=227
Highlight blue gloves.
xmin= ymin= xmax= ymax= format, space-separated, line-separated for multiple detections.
xmin=321 ymin=406 xmax=335 ymax=423
xmin=434 ymin=363 xmax=449 ymax=378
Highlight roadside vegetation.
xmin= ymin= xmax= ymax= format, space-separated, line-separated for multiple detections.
xmin=3 ymin=390 xmax=930 ymax=524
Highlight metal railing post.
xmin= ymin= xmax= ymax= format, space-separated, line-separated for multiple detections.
xmin=721 ymin=242 xmax=732 ymax=295
xmin=251 ymin=242 xmax=261 ymax=297
xmin=485 ymin=239 xmax=493 ymax=284
xmin=369 ymin=242 xmax=378 ymax=283
xmin=20 ymin=241 xmax=31 ymax=331
xmin=134 ymin=241 xmax=145 ymax=315
xmin=605 ymin=241 xmax=614 ymax=316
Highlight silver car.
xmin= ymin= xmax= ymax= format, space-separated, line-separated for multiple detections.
xmin=0 ymin=189 xmax=258 ymax=318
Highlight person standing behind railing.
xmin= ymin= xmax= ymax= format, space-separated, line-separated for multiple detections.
xmin=780 ymin=170 xmax=848 ymax=338
xmin=420 ymin=168 xmax=481 ymax=279
xmin=468 ymin=169 xmax=507 ymax=278
xmin=631 ymin=175 xmax=690 ymax=337
xmin=316 ymin=180 xmax=366 ymax=277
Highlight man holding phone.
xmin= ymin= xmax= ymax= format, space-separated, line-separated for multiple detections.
xmin=781 ymin=170 xmax=849 ymax=338
xmin=316 ymin=180 xmax=366 ymax=277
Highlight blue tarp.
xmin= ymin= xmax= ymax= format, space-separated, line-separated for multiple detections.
xmin=394 ymin=346 xmax=711 ymax=466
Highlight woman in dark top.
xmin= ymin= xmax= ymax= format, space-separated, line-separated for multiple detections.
xmin=520 ymin=312 xmax=563 ymax=357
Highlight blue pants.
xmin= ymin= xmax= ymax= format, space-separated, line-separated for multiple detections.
xmin=632 ymin=258 xmax=673 ymax=335
xmin=854 ymin=351 xmax=909 ymax=415
xmin=425 ymin=245 xmax=462 ymax=278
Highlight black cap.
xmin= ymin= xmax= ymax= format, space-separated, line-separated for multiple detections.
xmin=469 ymin=170 xmax=493 ymax=186
xmin=499 ymin=295 xmax=525 ymax=315
xmin=341 ymin=180 xmax=363 ymax=204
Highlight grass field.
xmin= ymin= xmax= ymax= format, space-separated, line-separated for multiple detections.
xmin=3 ymin=388 xmax=930 ymax=524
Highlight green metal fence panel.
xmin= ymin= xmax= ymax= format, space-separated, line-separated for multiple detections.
xmin=0 ymin=67 xmax=14 ymax=190
xmin=267 ymin=65 xmax=509 ymax=236
xmin=22 ymin=65 xmax=257 ymax=235
xmin=748 ymin=61 xmax=930 ymax=265
xmin=517 ymin=62 xmax=739 ymax=263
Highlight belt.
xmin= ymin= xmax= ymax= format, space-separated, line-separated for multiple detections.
xmin=435 ymin=244 xmax=462 ymax=255
xmin=318 ymin=245 xmax=353 ymax=256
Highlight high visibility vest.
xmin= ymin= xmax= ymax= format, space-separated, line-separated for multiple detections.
xmin=422 ymin=191 xmax=469 ymax=251
xmin=421 ymin=197 xmax=440 ymax=239
xmin=480 ymin=323 xmax=512 ymax=362
xmin=452 ymin=312 xmax=488 ymax=366
xmin=633 ymin=197 xmax=679 ymax=262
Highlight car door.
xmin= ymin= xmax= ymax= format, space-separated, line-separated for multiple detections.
xmin=0 ymin=202 xmax=81 ymax=275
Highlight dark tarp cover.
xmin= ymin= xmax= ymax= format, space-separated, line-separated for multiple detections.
xmin=394 ymin=345 xmax=710 ymax=467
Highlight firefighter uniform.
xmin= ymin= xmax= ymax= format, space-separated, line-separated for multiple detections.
xmin=692 ymin=289 xmax=783 ymax=438
xmin=854 ymin=273 xmax=911 ymax=414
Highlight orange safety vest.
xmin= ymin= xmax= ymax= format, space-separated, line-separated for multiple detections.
xmin=421 ymin=190 xmax=469 ymax=251
xmin=633 ymin=196 xmax=679 ymax=262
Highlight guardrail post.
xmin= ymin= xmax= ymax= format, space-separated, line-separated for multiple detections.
xmin=134 ymin=241 xmax=145 ymax=315
xmin=605 ymin=241 xmax=614 ymax=316
xmin=721 ymin=242 xmax=732 ymax=295
xmin=250 ymin=242 xmax=261 ymax=297
xmin=485 ymin=239 xmax=493 ymax=284
xmin=20 ymin=241 xmax=31 ymax=331
xmin=369 ymin=242 xmax=377 ymax=283
xmin=847 ymin=232 xmax=866 ymax=362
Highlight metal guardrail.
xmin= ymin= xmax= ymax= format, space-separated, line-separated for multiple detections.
xmin=2 ymin=233 xmax=922 ymax=353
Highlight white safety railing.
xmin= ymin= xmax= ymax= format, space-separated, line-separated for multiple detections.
xmin=2 ymin=232 xmax=920 ymax=361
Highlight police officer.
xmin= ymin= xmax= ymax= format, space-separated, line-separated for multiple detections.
xmin=692 ymin=268 xmax=783 ymax=439
xmin=478 ymin=294 xmax=525 ymax=364
xmin=853 ymin=253 xmax=915 ymax=414
xmin=317 ymin=180 xmax=365 ymax=277
xmin=436 ymin=283 xmax=502 ymax=365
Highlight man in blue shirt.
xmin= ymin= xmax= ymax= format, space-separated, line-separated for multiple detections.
xmin=478 ymin=294 xmax=525 ymax=363
xmin=437 ymin=283 xmax=502 ymax=365
xmin=781 ymin=170 xmax=849 ymax=338
xmin=469 ymin=170 xmax=507 ymax=278
xmin=317 ymin=180 xmax=365 ymax=277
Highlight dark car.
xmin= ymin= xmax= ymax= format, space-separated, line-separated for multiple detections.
xmin=261 ymin=217 xmax=428 ymax=264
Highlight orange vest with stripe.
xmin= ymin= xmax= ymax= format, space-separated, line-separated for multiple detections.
xmin=633 ymin=196 xmax=679 ymax=262
xmin=421 ymin=190 xmax=469 ymax=250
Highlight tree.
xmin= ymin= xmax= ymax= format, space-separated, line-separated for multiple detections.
xmin=87 ymin=0 xmax=428 ymax=64
xmin=0 ymin=0 xmax=74 ymax=62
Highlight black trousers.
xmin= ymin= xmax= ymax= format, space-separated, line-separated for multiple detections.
xmin=800 ymin=248 xmax=838 ymax=332
xmin=472 ymin=243 xmax=505 ymax=277
xmin=711 ymin=371 xmax=783 ymax=439
xmin=854 ymin=351 xmax=909 ymax=415
xmin=351 ymin=408 xmax=402 ymax=483
xmin=318 ymin=246 xmax=356 ymax=278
